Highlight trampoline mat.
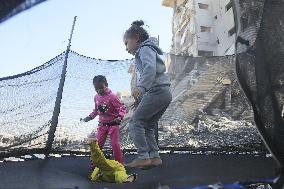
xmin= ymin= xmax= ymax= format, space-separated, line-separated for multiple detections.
xmin=0 ymin=154 xmax=277 ymax=189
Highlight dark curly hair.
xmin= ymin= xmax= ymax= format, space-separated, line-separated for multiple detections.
xmin=124 ymin=20 xmax=149 ymax=43
xmin=93 ymin=75 xmax=108 ymax=87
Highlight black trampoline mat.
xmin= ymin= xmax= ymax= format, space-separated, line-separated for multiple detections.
xmin=0 ymin=154 xmax=277 ymax=189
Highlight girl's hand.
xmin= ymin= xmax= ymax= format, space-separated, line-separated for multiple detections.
xmin=84 ymin=137 xmax=97 ymax=145
xmin=132 ymin=88 xmax=142 ymax=100
xmin=80 ymin=116 xmax=93 ymax=122
xmin=113 ymin=117 xmax=122 ymax=124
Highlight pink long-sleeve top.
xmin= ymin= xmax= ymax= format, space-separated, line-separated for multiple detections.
xmin=89 ymin=88 xmax=126 ymax=123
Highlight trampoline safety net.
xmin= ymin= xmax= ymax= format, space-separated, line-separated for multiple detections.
xmin=0 ymin=49 xmax=263 ymax=157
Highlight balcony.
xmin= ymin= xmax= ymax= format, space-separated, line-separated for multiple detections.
xmin=174 ymin=9 xmax=195 ymax=35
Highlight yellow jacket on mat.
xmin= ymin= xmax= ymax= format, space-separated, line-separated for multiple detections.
xmin=89 ymin=141 xmax=129 ymax=183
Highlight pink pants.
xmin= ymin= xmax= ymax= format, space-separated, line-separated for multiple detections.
xmin=95 ymin=125 xmax=124 ymax=164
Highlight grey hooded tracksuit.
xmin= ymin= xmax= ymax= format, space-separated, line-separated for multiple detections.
xmin=129 ymin=38 xmax=172 ymax=160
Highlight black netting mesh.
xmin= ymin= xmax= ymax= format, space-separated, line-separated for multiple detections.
xmin=0 ymin=52 xmax=65 ymax=156
xmin=155 ymin=55 xmax=262 ymax=151
xmin=234 ymin=0 xmax=284 ymax=168
xmin=0 ymin=50 xmax=264 ymax=157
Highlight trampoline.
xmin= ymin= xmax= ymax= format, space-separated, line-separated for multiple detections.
xmin=0 ymin=154 xmax=277 ymax=189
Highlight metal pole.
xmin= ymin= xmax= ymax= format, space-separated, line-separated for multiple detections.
xmin=45 ymin=16 xmax=77 ymax=155
xmin=156 ymin=34 xmax=160 ymax=146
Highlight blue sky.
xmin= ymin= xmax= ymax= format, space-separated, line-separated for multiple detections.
xmin=0 ymin=0 xmax=173 ymax=77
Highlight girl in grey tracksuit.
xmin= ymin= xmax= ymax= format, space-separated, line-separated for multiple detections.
xmin=123 ymin=20 xmax=172 ymax=169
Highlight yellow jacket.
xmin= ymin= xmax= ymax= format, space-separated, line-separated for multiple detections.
xmin=89 ymin=141 xmax=129 ymax=183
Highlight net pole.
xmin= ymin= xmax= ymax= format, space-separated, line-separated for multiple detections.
xmin=45 ymin=16 xmax=77 ymax=155
xmin=156 ymin=34 xmax=160 ymax=146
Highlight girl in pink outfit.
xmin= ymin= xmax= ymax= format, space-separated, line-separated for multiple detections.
xmin=81 ymin=75 xmax=126 ymax=164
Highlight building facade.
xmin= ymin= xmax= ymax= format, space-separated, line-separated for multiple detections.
xmin=162 ymin=0 xmax=236 ymax=56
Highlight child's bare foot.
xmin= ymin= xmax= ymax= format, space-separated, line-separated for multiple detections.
xmin=84 ymin=137 xmax=97 ymax=145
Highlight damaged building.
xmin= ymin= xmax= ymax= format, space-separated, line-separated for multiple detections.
xmin=156 ymin=0 xmax=254 ymax=125
xmin=162 ymin=0 xmax=236 ymax=56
